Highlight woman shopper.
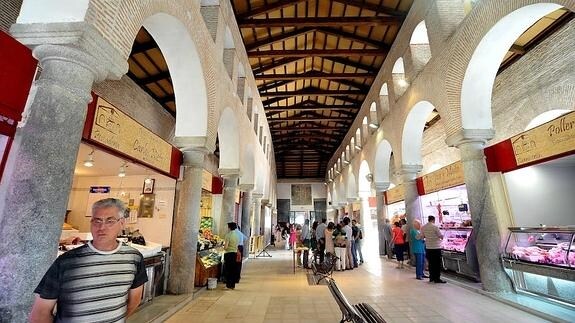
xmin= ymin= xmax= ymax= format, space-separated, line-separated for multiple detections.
xmin=332 ymin=223 xmax=348 ymax=271
xmin=223 ymin=222 xmax=240 ymax=290
xmin=411 ymin=219 xmax=428 ymax=280
xmin=392 ymin=221 xmax=406 ymax=268
xmin=325 ymin=222 xmax=335 ymax=256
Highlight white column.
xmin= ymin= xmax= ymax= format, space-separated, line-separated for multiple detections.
xmin=401 ymin=164 xmax=423 ymax=263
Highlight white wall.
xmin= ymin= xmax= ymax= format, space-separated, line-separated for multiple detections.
xmin=67 ymin=174 xmax=176 ymax=247
xmin=504 ymin=161 xmax=575 ymax=227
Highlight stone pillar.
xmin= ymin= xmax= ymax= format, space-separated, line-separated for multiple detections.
xmin=219 ymin=170 xmax=239 ymax=234
xmin=239 ymin=184 xmax=253 ymax=237
xmin=401 ymin=164 xmax=423 ymax=263
xmin=168 ymin=149 xmax=207 ymax=294
xmin=0 ymin=43 xmax=121 ymax=320
xmin=375 ymin=182 xmax=390 ymax=256
xmin=251 ymin=193 xmax=263 ymax=236
xmin=448 ymin=130 xmax=513 ymax=293
xmin=261 ymin=199 xmax=269 ymax=236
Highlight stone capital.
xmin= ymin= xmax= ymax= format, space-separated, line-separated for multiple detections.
xmin=10 ymin=22 xmax=127 ymax=81
xmin=374 ymin=181 xmax=391 ymax=192
xmin=261 ymin=199 xmax=269 ymax=206
xmin=218 ymin=168 xmax=240 ymax=177
xmin=252 ymin=193 xmax=264 ymax=200
xmin=238 ymin=184 xmax=254 ymax=192
xmin=173 ymin=136 xmax=211 ymax=152
xmin=445 ymin=128 xmax=495 ymax=147
xmin=181 ymin=148 xmax=209 ymax=168
xmin=401 ymin=164 xmax=423 ymax=178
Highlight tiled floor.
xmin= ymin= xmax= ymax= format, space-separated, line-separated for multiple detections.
xmin=164 ymin=243 xmax=555 ymax=323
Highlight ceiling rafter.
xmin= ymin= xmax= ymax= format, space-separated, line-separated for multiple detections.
xmin=252 ymin=57 xmax=305 ymax=75
xmin=260 ymin=88 xmax=365 ymax=97
xmin=255 ymin=71 xmax=376 ymax=81
xmin=246 ymin=27 xmax=316 ymax=51
xmin=316 ymin=27 xmax=390 ymax=49
xmin=238 ymin=16 xmax=403 ymax=28
xmin=237 ymin=0 xmax=308 ymax=20
xmin=331 ymin=0 xmax=407 ymax=17
xmin=248 ymin=48 xmax=388 ymax=58
xmin=320 ymin=56 xmax=379 ymax=73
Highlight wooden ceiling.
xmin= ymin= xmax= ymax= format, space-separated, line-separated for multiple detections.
xmin=125 ymin=4 xmax=572 ymax=180
xmin=232 ymin=0 xmax=413 ymax=179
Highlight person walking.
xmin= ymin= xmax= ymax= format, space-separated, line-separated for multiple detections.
xmin=352 ymin=219 xmax=364 ymax=264
xmin=325 ymin=222 xmax=335 ymax=256
xmin=223 ymin=222 xmax=241 ymax=289
xmin=382 ymin=218 xmax=393 ymax=258
xmin=420 ymin=215 xmax=445 ymax=283
xmin=392 ymin=221 xmax=406 ymax=268
xmin=30 ymin=198 xmax=148 ymax=322
xmin=411 ymin=219 xmax=428 ymax=280
xmin=316 ymin=218 xmax=327 ymax=263
xmin=301 ymin=219 xmax=311 ymax=268
xmin=288 ymin=224 xmax=297 ymax=250
xmin=235 ymin=225 xmax=248 ymax=283
xmin=342 ymin=217 xmax=356 ymax=269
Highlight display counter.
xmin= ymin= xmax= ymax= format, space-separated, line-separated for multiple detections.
xmin=440 ymin=227 xmax=480 ymax=281
xmin=195 ymin=245 xmax=223 ymax=286
xmin=502 ymin=227 xmax=575 ymax=307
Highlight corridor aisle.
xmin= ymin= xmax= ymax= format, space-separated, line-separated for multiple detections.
xmin=165 ymin=247 xmax=548 ymax=323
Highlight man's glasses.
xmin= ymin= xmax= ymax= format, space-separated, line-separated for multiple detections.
xmin=90 ymin=217 xmax=122 ymax=227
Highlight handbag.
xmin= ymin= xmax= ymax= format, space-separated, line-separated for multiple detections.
xmin=236 ymin=249 xmax=242 ymax=262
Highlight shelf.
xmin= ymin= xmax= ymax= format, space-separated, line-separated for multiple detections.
xmin=502 ymin=257 xmax=575 ymax=281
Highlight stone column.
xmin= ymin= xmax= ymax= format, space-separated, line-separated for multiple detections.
xmin=375 ymin=182 xmax=390 ymax=256
xmin=402 ymin=164 xmax=423 ymax=263
xmin=239 ymin=184 xmax=253 ymax=237
xmin=261 ymin=199 xmax=269 ymax=236
xmin=219 ymin=170 xmax=239 ymax=234
xmin=0 ymin=44 xmax=121 ymax=320
xmin=448 ymin=130 xmax=513 ymax=293
xmin=251 ymin=193 xmax=263 ymax=236
xmin=168 ymin=149 xmax=207 ymax=294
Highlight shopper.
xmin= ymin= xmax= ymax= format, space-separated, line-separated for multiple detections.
xmin=235 ymin=226 xmax=248 ymax=283
xmin=223 ymin=222 xmax=241 ymax=289
xmin=342 ymin=217 xmax=356 ymax=269
xmin=332 ymin=223 xmax=347 ymax=271
xmin=288 ymin=224 xmax=297 ymax=250
xmin=392 ymin=221 xmax=406 ymax=268
xmin=400 ymin=218 xmax=410 ymax=260
xmin=420 ymin=215 xmax=445 ymax=283
xmin=30 ymin=198 xmax=148 ymax=322
xmin=352 ymin=219 xmax=364 ymax=264
xmin=382 ymin=218 xmax=393 ymax=258
xmin=301 ymin=219 xmax=311 ymax=268
xmin=316 ymin=218 xmax=327 ymax=263
xmin=411 ymin=219 xmax=428 ymax=280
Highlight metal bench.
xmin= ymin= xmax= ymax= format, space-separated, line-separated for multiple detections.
xmin=326 ymin=278 xmax=386 ymax=323
xmin=311 ymin=252 xmax=337 ymax=284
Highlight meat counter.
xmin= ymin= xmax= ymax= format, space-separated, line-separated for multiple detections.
xmin=439 ymin=227 xmax=480 ymax=281
xmin=502 ymin=227 xmax=575 ymax=307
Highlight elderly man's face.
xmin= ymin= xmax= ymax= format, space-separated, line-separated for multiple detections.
xmin=91 ymin=207 xmax=124 ymax=246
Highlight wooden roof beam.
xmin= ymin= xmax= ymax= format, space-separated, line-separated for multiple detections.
xmin=237 ymin=0 xmax=308 ymax=20
xmin=246 ymin=27 xmax=315 ymax=51
xmin=331 ymin=0 xmax=407 ymax=17
xmin=252 ymin=57 xmax=304 ymax=75
xmin=256 ymin=71 xmax=375 ymax=81
xmin=265 ymin=103 xmax=360 ymax=112
xmin=239 ymin=16 xmax=403 ymax=28
xmin=321 ymin=56 xmax=379 ymax=73
xmin=317 ymin=27 xmax=390 ymax=49
xmin=260 ymin=88 xmax=365 ymax=97
xmin=248 ymin=48 xmax=387 ymax=58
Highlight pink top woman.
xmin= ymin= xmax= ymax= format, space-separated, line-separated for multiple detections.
xmin=289 ymin=225 xmax=297 ymax=247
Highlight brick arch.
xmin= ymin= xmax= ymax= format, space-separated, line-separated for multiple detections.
xmin=85 ymin=0 xmax=217 ymax=140
xmin=217 ymin=107 xmax=240 ymax=169
xmin=444 ymin=0 xmax=574 ymax=136
xmin=401 ymin=100 xmax=439 ymax=165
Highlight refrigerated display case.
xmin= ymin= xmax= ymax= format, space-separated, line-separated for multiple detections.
xmin=502 ymin=227 xmax=575 ymax=307
xmin=440 ymin=227 xmax=480 ymax=281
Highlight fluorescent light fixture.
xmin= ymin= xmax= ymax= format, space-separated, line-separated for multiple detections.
xmin=355 ymin=145 xmax=362 ymax=150
xmin=83 ymin=149 xmax=95 ymax=167
xmin=369 ymin=123 xmax=378 ymax=129
xmin=118 ymin=162 xmax=127 ymax=177
xmin=343 ymin=160 xmax=350 ymax=165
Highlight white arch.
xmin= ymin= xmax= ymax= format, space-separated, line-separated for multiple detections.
xmin=525 ymin=109 xmax=572 ymax=130
xmin=392 ymin=58 xmax=405 ymax=73
xmin=142 ymin=13 xmax=208 ymax=138
xmin=358 ymin=160 xmax=371 ymax=197
xmin=461 ymin=3 xmax=562 ymax=130
xmin=402 ymin=101 xmax=437 ymax=165
xmin=346 ymin=168 xmax=358 ymax=200
xmin=374 ymin=140 xmax=393 ymax=184
xmin=217 ymin=108 xmax=240 ymax=169
xmin=239 ymin=143 xmax=255 ymax=186
xmin=410 ymin=20 xmax=430 ymax=44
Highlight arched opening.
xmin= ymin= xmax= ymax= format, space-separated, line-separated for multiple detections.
xmin=402 ymin=101 xmax=437 ymax=166
xmin=392 ymin=58 xmax=408 ymax=98
xmin=346 ymin=170 xmax=358 ymax=200
xmin=355 ymin=128 xmax=362 ymax=150
xmin=362 ymin=116 xmax=369 ymax=143
xmin=525 ymin=109 xmax=572 ymax=131
xmin=369 ymin=102 xmax=379 ymax=133
xmin=409 ymin=20 xmax=432 ymax=75
xmin=141 ymin=13 xmax=208 ymax=138
xmin=374 ymin=139 xmax=393 ymax=186
xmin=461 ymin=3 xmax=563 ymax=130
xmin=379 ymin=83 xmax=390 ymax=118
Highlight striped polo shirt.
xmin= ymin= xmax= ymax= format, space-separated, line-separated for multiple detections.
xmin=34 ymin=242 xmax=148 ymax=322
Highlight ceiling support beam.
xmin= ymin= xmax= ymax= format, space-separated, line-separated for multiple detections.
xmin=248 ymin=49 xmax=387 ymax=58
xmin=238 ymin=16 xmax=403 ymax=28
xmin=256 ymin=72 xmax=375 ymax=80
xmin=237 ymin=0 xmax=308 ymax=19
xmin=260 ymin=89 xmax=365 ymax=97
xmin=246 ymin=27 xmax=315 ymax=51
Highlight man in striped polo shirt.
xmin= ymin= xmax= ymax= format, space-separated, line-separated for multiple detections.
xmin=30 ymin=198 xmax=148 ymax=322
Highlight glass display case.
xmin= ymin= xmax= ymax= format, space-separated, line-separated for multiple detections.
xmin=502 ymin=227 xmax=575 ymax=307
xmin=198 ymin=247 xmax=223 ymax=268
xmin=439 ymin=227 xmax=480 ymax=281
xmin=195 ymin=246 xmax=223 ymax=287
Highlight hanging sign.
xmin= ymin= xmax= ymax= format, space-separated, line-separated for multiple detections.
xmin=385 ymin=184 xmax=404 ymax=204
xmin=511 ymin=111 xmax=575 ymax=166
xmin=89 ymin=97 xmax=172 ymax=173
xmin=420 ymin=161 xmax=465 ymax=194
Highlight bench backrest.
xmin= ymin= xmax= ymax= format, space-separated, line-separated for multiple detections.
xmin=327 ymin=279 xmax=364 ymax=323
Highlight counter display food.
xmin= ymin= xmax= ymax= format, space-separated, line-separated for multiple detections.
xmin=439 ymin=227 xmax=480 ymax=281
xmin=502 ymin=227 xmax=575 ymax=307
xmin=195 ymin=245 xmax=224 ymax=286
